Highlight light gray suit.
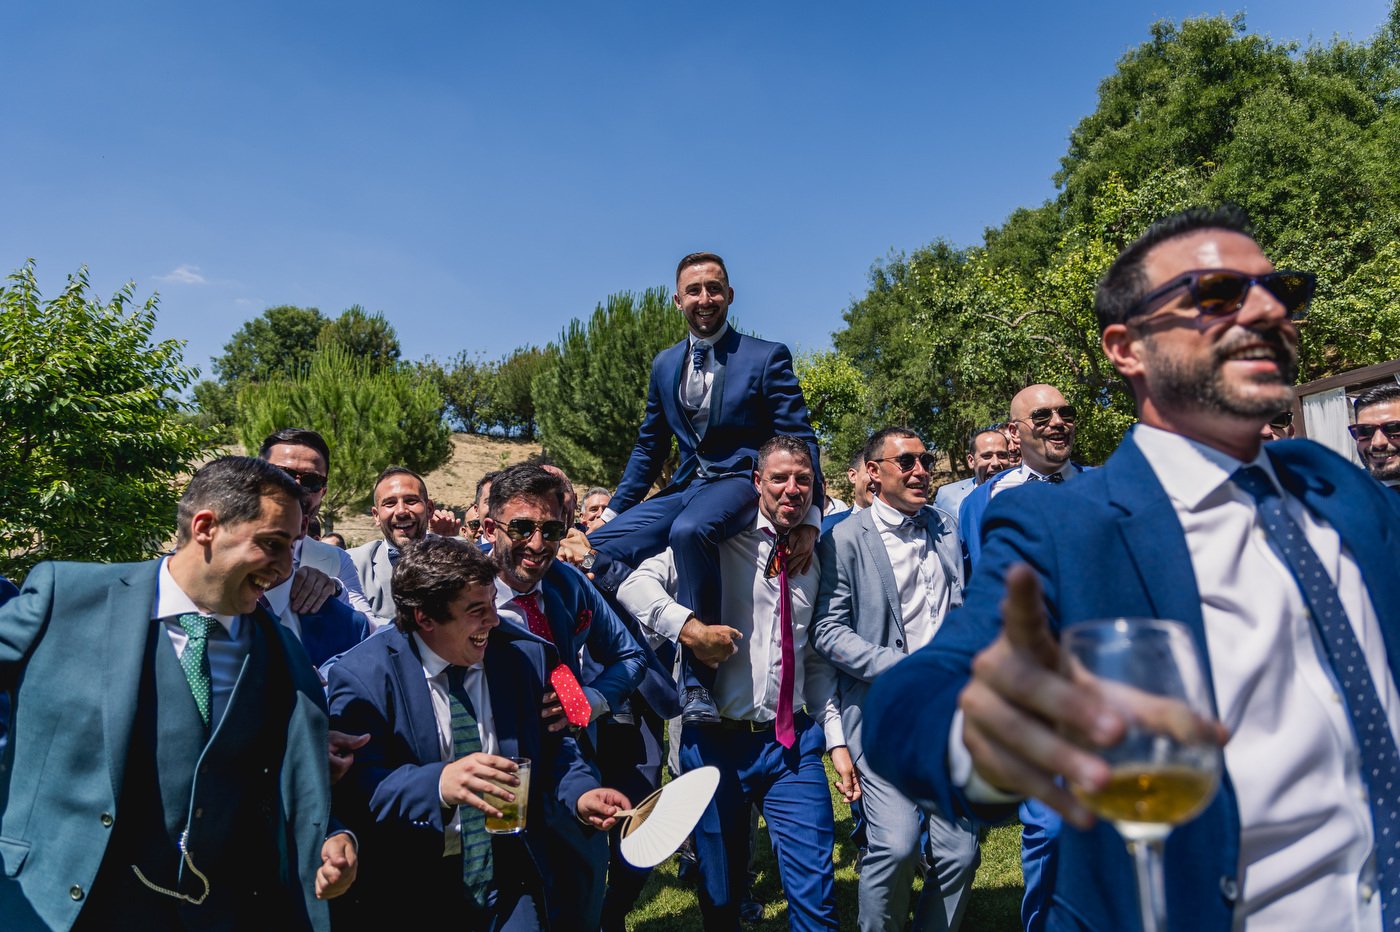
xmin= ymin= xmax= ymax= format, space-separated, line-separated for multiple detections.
xmin=810 ymin=503 xmax=978 ymax=932
xmin=347 ymin=539 xmax=395 ymax=628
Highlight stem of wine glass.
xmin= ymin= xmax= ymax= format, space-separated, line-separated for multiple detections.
xmin=1126 ymin=837 xmax=1168 ymax=932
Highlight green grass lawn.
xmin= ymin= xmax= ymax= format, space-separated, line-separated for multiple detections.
xmin=625 ymin=758 xmax=1024 ymax=932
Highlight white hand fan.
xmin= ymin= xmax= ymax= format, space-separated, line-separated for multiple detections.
xmin=618 ymin=766 xmax=721 ymax=869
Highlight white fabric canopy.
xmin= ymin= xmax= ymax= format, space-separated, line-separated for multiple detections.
xmin=1301 ymin=386 xmax=1363 ymax=467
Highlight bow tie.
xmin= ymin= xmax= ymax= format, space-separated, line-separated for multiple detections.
xmin=901 ymin=510 xmax=930 ymax=532
xmin=1029 ymin=472 xmax=1064 ymax=484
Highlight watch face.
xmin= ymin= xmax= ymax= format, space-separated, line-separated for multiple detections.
xmin=581 ymin=552 xmax=596 ymax=570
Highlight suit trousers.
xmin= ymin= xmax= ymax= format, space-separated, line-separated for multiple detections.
xmin=597 ymin=707 xmax=666 ymax=932
xmin=679 ymin=714 xmax=838 ymax=932
xmin=1018 ymin=798 xmax=1061 ymax=932
xmin=856 ymin=764 xmax=979 ymax=932
xmin=589 ymin=474 xmax=759 ymax=693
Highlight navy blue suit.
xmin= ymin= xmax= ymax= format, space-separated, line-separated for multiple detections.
xmin=865 ymin=433 xmax=1400 ymax=932
xmin=327 ymin=623 xmax=599 ymax=931
xmin=278 ymin=595 xmax=372 ymax=670
xmin=589 ymin=326 xmax=821 ymax=697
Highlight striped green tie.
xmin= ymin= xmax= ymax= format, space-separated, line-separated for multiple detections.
xmin=448 ymin=666 xmax=493 ymax=907
xmin=176 ymin=612 xmax=214 ymax=729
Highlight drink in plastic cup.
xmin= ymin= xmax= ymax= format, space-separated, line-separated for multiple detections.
xmin=484 ymin=758 xmax=529 ymax=834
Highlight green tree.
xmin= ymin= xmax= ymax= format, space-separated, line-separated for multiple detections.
xmin=418 ymin=350 xmax=498 ymax=434
xmin=793 ymin=347 xmax=869 ymax=470
xmin=318 ymin=304 xmax=401 ymax=371
xmin=0 ymin=262 xmax=211 ymax=577
xmin=489 ymin=346 xmax=555 ymax=439
xmin=234 ymin=345 xmax=453 ymax=527
xmin=211 ymin=304 xmax=327 ymax=384
xmin=534 ymin=287 xmax=688 ymax=487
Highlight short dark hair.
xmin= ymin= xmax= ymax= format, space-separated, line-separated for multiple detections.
xmin=756 ymin=435 xmax=813 ymax=474
xmin=176 ymin=456 xmax=303 ymax=546
xmin=488 ymin=463 xmax=564 ymax=519
xmin=374 ymin=465 xmax=428 ymax=505
xmin=848 ymin=448 xmax=866 ymax=473
xmin=1355 ymin=383 xmax=1400 ymax=414
xmin=258 ymin=427 xmax=331 ymax=470
xmin=967 ymin=425 xmax=1010 ymax=457
xmin=391 ymin=536 xmax=497 ymax=634
xmin=475 ymin=470 xmax=500 ymax=509
xmin=676 ymin=252 xmax=729 ymax=287
xmin=1094 ymin=205 xmax=1255 ymax=333
xmin=863 ymin=427 xmax=920 ymax=466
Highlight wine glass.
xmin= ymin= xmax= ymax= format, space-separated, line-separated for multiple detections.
xmin=1060 ymin=618 xmax=1223 ymax=932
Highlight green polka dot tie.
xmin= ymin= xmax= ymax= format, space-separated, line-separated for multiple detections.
xmin=176 ymin=612 xmax=214 ymax=729
xmin=1235 ymin=466 xmax=1400 ymax=928
xmin=448 ymin=666 xmax=493 ymax=907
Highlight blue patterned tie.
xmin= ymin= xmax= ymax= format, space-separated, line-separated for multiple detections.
xmin=447 ymin=666 xmax=493 ymax=907
xmin=1234 ymin=465 xmax=1400 ymax=925
xmin=691 ymin=341 xmax=710 ymax=373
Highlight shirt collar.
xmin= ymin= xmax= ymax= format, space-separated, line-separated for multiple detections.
xmin=870 ymin=494 xmax=919 ymax=530
xmin=1018 ymin=460 xmax=1072 ymax=482
xmin=154 ymin=556 xmax=240 ymax=635
xmin=494 ymin=574 xmax=542 ymax=608
xmin=411 ymin=631 xmax=453 ymax=677
xmin=688 ymin=323 xmax=730 ymax=351
xmin=1132 ymin=423 xmax=1281 ymax=510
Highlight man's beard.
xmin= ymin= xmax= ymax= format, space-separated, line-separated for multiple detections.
xmin=1144 ymin=329 xmax=1298 ymax=419
xmin=1368 ymin=454 xmax=1400 ymax=482
xmin=496 ymin=541 xmax=550 ymax=586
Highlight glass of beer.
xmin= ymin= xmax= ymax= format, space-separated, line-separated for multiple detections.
xmin=1062 ymin=618 xmax=1222 ymax=932
xmin=484 ymin=757 xmax=530 ymax=835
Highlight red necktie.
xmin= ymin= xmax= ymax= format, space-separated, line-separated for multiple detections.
xmin=766 ymin=530 xmax=797 ymax=749
xmin=512 ymin=592 xmax=554 ymax=644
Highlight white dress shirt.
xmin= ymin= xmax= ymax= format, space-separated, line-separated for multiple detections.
xmin=868 ymin=496 xmax=950 ymax=653
xmin=492 ymin=576 xmax=608 ymax=719
xmin=988 ymin=460 xmax=1077 ymax=496
xmin=153 ymin=558 xmax=249 ymax=731
xmin=617 ymin=508 xmax=845 ymax=750
xmin=414 ymin=632 xmax=496 ymax=855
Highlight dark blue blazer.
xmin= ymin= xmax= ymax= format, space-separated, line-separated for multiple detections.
xmin=865 ymin=433 xmax=1400 ymax=932
xmin=293 ymin=596 xmax=372 ymax=670
xmin=539 ymin=560 xmax=647 ymax=714
xmin=611 ymin=327 xmax=822 ymax=513
xmin=326 ymin=623 xmax=598 ymax=922
xmin=958 ymin=462 xmax=1090 ymax=569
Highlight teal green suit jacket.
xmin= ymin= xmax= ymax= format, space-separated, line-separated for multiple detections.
xmin=0 ymin=560 xmax=336 ymax=932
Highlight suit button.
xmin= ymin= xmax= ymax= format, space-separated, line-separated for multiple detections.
xmin=1220 ymin=876 xmax=1238 ymax=902
xmin=194 ymin=808 xmax=203 ymax=819
xmin=70 ymin=885 xmax=84 ymax=900
xmin=895 ymin=639 xmax=903 ymax=648
xmin=100 ymin=813 xmax=113 ymax=828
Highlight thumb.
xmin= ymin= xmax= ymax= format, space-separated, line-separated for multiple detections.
xmin=1000 ymin=563 xmax=1058 ymax=669
xmin=347 ymin=733 xmax=371 ymax=749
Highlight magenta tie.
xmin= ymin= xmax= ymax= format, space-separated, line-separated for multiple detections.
xmin=771 ymin=533 xmax=797 ymax=749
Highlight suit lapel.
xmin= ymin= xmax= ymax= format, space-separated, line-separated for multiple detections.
xmin=540 ymin=578 xmax=575 ymax=661
xmin=857 ymin=508 xmax=905 ymax=631
xmin=706 ymin=329 xmax=739 ymax=441
xmin=484 ymin=640 xmax=522 ymax=761
xmin=388 ymin=630 xmax=443 ymax=767
xmin=104 ymin=561 xmax=162 ymax=803
xmin=373 ymin=541 xmax=395 ymax=613
xmin=667 ymin=340 xmax=701 ymax=448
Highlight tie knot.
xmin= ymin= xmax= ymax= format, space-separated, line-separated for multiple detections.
xmin=447 ymin=665 xmax=468 ymax=692
xmin=177 ymin=612 xmax=214 ymax=640
xmin=513 ymin=592 xmax=539 ymax=612
xmin=692 ymin=342 xmax=710 ymax=371
xmin=1233 ymin=465 xmax=1277 ymax=502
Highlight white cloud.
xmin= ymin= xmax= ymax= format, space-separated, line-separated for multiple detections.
xmin=155 ymin=264 xmax=207 ymax=284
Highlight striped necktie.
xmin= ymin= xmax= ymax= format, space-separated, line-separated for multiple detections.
xmin=1234 ymin=465 xmax=1400 ymax=927
xmin=447 ymin=666 xmax=493 ymax=907
xmin=176 ymin=612 xmax=214 ymax=729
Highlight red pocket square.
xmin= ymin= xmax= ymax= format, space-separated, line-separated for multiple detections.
xmin=550 ymin=664 xmax=593 ymax=727
xmin=574 ymin=609 xmax=592 ymax=635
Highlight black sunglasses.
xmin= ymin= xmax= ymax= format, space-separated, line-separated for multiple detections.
xmin=1348 ymin=421 xmax=1400 ymax=442
xmin=1020 ymin=405 xmax=1077 ymax=427
xmin=466 ymin=519 xmax=481 ymax=533
xmin=871 ymin=452 xmax=937 ymax=473
xmin=502 ymin=518 xmax=569 ymax=542
xmin=1127 ymin=269 xmax=1315 ymax=322
xmin=1268 ymin=410 xmax=1293 ymax=430
xmin=277 ymin=466 xmax=328 ymax=493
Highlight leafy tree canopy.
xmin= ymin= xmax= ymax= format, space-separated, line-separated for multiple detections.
xmin=211 ymin=304 xmax=327 ymax=384
xmin=318 ymin=304 xmax=401 ymax=371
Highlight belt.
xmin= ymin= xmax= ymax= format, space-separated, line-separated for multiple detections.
xmin=713 ymin=709 xmax=810 ymax=733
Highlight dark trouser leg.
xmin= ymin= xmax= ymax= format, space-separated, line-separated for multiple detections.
xmin=598 ymin=706 xmax=666 ymax=932
xmin=1019 ymin=798 xmax=1061 ymax=932
xmin=681 ymin=723 xmax=765 ymax=932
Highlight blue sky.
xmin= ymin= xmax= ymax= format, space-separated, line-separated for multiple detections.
xmin=2 ymin=1 xmax=1391 ymax=380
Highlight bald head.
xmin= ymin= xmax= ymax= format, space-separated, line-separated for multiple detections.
xmin=1008 ymin=384 xmax=1076 ymax=475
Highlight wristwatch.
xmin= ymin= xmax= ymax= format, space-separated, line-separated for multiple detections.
xmin=580 ymin=550 xmax=598 ymax=572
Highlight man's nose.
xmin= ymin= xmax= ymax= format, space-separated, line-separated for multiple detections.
xmin=1237 ymin=276 xmax=1292 ymax=330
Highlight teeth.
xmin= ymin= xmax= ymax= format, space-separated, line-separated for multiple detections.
xmin=1230 ymin=347 xmax=1276 ymax=360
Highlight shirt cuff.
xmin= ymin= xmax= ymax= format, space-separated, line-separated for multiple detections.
xmin=327 ymin=828 xmax=359 ymax=853
xmin=652 ymin=602 xmax=694 ymax=643
xmin=949 ymin=709 xmax=1024 ymax=804
xmin=583 ymin=686 xmax=609 ymax=722
xmin=821 ymin=715 xmax=846 ymax=751
xmin=600 ymin=507 xmax=618 ymax=523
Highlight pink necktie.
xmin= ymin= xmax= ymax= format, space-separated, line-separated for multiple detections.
xmin=512 ymin=592 xmax=554 ymax=644
xmin=767 ymin=531 xmax=797 ymax=749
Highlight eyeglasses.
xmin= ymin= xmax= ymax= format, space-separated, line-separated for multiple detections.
xmin=466 ymin=519 xmax=481 ymax=533
xmin=871 ymin=452 xmax=937 ymax=473
xmin=1017 ymin=405 xmax=1078 ymax=427
xmin=1268 ymin=410 xmax=1293 ymax=430
xmin=502 ymin=518 xmax=569 ymax=542
xmin=1348 ymin=421 xmax=1400 ymax=442
xmin=277 ymin=466 xmax=328 ymax=493
xmin=1126 ymin=269 xmax=1315 ymax=322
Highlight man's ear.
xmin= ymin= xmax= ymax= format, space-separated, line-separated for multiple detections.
xmin=413 ymin=606 xmax=433 ymax=632
xmin=482 ymin=515 xmax=497 ymax=537
xmin=726 ymin=285 xmax=735 ymax=306
xmin=190 ymin=509 xmax=219 ymax=546
xmin=1102 ymin=323 xmax=1147 ymax=380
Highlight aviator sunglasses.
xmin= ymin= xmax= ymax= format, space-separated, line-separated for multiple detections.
xmin=276 ymin=465 xmax=328 ymax=493
xmin=1019 ymin=405 xmax=1078 ymax=427
xmin=1126 ymin=269 xmax=1316 ymax=322
xmin=1348 ymin=421 xmax=1400 ymax=443
xmin=871 ymin=452 xmax=937 ymax=473
xmin=501 ymin=518 xmax=569 ymax=542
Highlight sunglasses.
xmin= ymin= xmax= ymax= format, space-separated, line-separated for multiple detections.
xmin=1348 ymin=421 xmax=1400 ymax=442
xmin=277 ymin=466 xmax=328 ymax=493
xmin=1268 ymin=410 xmax=1293 ymax=430
xmin=1019 ymin=405 xmax=1078 ymax=427
xmin=466 ymin=519 xmax=481 ymax=533
xmin=1127 ymin=269 xmax=1315 ymax=322
xmin=871 ymin=452 xmax=937 ymax=473
xmin=502 ymin=518 xmax=569 ymax=542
